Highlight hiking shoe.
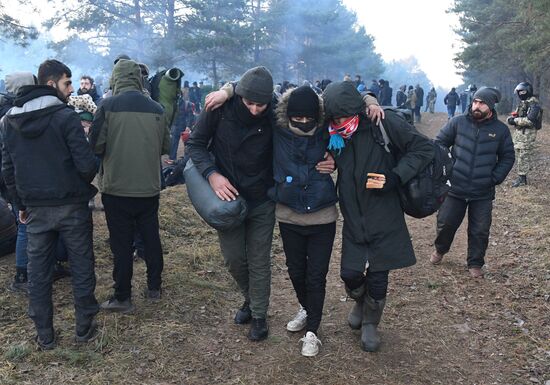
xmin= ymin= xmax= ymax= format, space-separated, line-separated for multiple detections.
xmin=9 ymin=268 xmax=28 ymax=294
xmin=53 ymin=262 xmax=71 ymax=281
xmin=35 ymin=331 xmax=56 ymax=351
xmin=75 ymin=320 xmax=98 ymax=343
xmin=234 ymin=301 xmax=252 ymax=324
xmin=468 ymin=267 xmax=484 ymax=279
xmin=144 ymin=288 xmax=162 ymax=301
xmin=430 ymin=250 xmax=444 ymax=265
xmin=248 ymin=318 xmax=268 ymax=341
xmin=8 ymin=280 xmax=28 ymax=294
xmin=100 ymin=297 xmax=135 ymax=314
xmin=286 ymin=306 xmax=307 ymax=332
xmin=300 ymin=331 xmax=322 ymax=357
xmin=133 ymin=249 xmax=145 ymax=261
xmin=511 ymin=175 xmax=527 ymax=187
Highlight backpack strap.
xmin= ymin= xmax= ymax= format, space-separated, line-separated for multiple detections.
xmin=378 ymin=121 xmax=391 ymax=153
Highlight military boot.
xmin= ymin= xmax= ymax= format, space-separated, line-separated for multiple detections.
xmin=361 ymin=295 xmax=386 ymax=352
xmin=511 ymin=175 xmax=527 ymax=187
xmin=345 ymin=284 xmax=366 ymax=330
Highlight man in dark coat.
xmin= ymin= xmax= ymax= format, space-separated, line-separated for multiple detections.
xmin=77 ymin=75 xmax=102 ymax=104
xmin=444 ymin=87 xmax=460 ymax=119
xmin=414 ymin=84 xmax=424 ymax=123
xmin=395 ymin=85 xmax=407 ymax=108
xmin=186 ymin=67 xmax=276 ymax=342
xmin=430 ymin=87 xmax=515 ymax=278
xmin=323 ymin=81 xmax=433 ymax=352
xmin=1 ymin=60 xmax=99 ymax=349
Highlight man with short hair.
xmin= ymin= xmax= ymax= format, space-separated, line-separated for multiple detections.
xmin=1 ymin=59 xmax=99 ymax=349
xmin=78 ymin=75 xmax=102 ymax=104
xmin=431 ymin=87 xmax=515 ymax=278
xmin=92 ymin=59 xmax=170 ymax=312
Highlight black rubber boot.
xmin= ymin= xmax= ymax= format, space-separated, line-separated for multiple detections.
xmin=361 ymin=295 xmax=386 ymax=352
xmin=345 ymin=284 xmax=365 ymax=330
xmin=511 ymin=175 xmax=527 ymax=187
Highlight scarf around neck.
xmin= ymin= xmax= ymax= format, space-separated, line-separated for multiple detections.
xmin=327 ymin=115 xmax=359 ymax=153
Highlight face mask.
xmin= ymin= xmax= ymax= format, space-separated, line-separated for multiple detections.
xmin=291 ymin=120 xmax=317 ymax=132
xmin=236 ymin=97 xmax=264 ymax=124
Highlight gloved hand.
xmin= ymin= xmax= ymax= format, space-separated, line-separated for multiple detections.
xmin=507 ymin=116 xmax=516 ymax=125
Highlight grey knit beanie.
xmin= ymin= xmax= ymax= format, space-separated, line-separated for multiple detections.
xmin=235 ymin=66 xmax=273 ymax=105
xmin=473 ymin=87 xmax=501 ymax=110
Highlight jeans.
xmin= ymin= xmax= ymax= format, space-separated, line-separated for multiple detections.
xmin=12 ymin=205 xmax=66 ymax=269
xmin=414 ymin=106 xmax=422 ymax=122
xmin=169 ymin=124 xmax=184 ymax=161
xmin=434 ymin=196 xmax=493 ymax=268
xmin=25 ymin=203 xmax=98 ymax=338
xmin=279 ymin=221 xmax=336 ymax=334
xmin=447 ymin=105 xmax=457 ymax=119
xmin=218 ymin=200 xmax=275 ymax=319
xmin=102 ymin=194 xmax=163 ymax=301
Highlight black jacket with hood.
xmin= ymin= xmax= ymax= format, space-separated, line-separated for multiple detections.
xmin=0 ymin=85 xmax=97 ymax=209
xmin=436 ymin=108 xmax=515 ymax=201
xmin=186 ymin=95 xmax=274 ymax=204
xmin=323 ymin=81 xmax=434 ymax=273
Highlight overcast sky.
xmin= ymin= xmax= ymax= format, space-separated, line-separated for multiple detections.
xmin=16 ymin=0 xmax=464 ymax=88
xmin=343 ymin=0 xmax=464 ymax=88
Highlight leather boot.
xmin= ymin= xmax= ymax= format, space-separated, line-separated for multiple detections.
xmin=345 ymin=284 xmax=365 ymax=330
xmin=511 ymin=175 xmax=527 ymax=187
xmin=361 ymin=295 xmax=386 ymax=352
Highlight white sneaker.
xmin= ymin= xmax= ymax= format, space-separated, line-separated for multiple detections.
xmin=300 ymin=331 xmax=321 ymax=357
xmin=286 ymin=306 xmax=307 ymax=332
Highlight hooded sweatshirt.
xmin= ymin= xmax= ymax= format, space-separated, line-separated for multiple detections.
xmin=0 ymin=72 xmax=36 ymax=119
xmin=91 ymin=59 xmax=170 ymax=197
xmin=1 ymin=85 xmax=98 ymax=209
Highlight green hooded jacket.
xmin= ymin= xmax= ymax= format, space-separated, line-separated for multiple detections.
xmin=91 ymin=60 xmax=170 ymax=197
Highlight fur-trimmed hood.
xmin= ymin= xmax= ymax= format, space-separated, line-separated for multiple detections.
xmin=275 ymin=86 xmax=324 ymax=130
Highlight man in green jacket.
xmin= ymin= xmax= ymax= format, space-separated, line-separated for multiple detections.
xmin=91 ymin=59 xmax=170 ymax=312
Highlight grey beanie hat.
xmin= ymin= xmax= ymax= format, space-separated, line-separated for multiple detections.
xmin=235 ymin=66 xmax=273 ymax=105
xmin=473 ymin=87 xmax=501 ymax=110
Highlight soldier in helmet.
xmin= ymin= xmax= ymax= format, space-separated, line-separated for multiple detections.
xmin=507 ymin=82 xmax=542 ymax=187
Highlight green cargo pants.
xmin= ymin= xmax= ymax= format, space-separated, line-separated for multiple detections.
xmin=218 ymin=200 xmax=275 ymax=319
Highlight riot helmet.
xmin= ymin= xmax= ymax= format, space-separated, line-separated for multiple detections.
xmin=514 ymin=82 xmax=533 ymax=100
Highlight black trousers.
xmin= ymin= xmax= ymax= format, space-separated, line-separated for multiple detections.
xmin=434 ymin=195 xmax=493 ymax=268
xmin=102 ymin=194 xmax=163 ymax=301
xmin=279 ymin=221 xmax=336 ymax=334
xmin=26 ymin=203 xmax=98 ymax=339
xmin=340 ymin=268 xmax=389 ymax=301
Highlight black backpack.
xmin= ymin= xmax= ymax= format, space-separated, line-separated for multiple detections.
xmin=376 ymin=117 xmax=453 ymax=218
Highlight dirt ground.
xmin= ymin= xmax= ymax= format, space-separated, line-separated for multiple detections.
xmin=0 ymin=112 xmax=548 ymax=385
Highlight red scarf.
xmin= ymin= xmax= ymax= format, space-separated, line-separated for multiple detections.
xmin=328 ymin=115 xmax=359 ymax=140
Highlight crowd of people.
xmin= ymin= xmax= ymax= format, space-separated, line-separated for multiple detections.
xmin=0 ymin=57 xmax=541 ymax=357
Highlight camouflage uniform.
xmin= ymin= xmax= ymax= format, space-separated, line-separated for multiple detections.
xmin=512 ymin=96 xmax=539 ymax=176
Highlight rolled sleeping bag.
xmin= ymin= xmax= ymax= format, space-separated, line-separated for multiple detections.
xmin=184 ymin=159 xmax=248 ymax=231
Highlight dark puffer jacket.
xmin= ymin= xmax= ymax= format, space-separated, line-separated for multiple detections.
xmin=436 ymin=109 xmax=515 ymax=201
xmin=1 ymin=86 xmax=97 ymax=209
xmin=268 ymin=89 xmax=337 ymax=214
xmin=186 ymin=96 xmax=273 ymax=204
